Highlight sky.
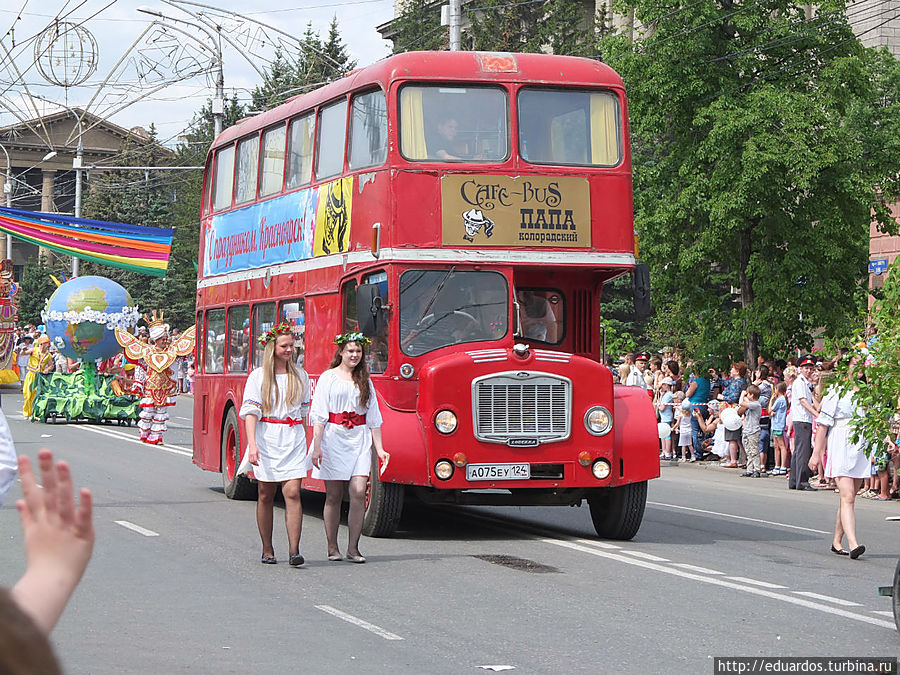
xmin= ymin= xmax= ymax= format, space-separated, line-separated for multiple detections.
xmin=0 ymin=0 xmax=396 ymax=149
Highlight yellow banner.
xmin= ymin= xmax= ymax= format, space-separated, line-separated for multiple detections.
xmin=441 ymin=175 xmax=590 ymax=248
xmin=314 ymin=176 xmax=353 ymax=256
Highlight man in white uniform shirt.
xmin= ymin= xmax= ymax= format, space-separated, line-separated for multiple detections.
xmin=789 ymin=355 xmax=819 ymax=491
xmin=625 ymin=352 xmax=648 ymax=389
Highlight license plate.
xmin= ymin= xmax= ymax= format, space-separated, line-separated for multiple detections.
xmin=465 ymin=463 xmax=530 ymax=481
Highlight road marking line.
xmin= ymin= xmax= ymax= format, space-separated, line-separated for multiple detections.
xmin=792 ymin=592 xmax=862 ymax=607
xmin=176 ymin=416 xmax=190 ymax=421
xmin=541 ymin=539 xmax=896 ymax=631
xmin=114 ymin=520 xmax=159 ymax=537
xmin=671 ymin=563 xmax=724 ymax=575
xmin=872 ymin=611 xmax=894 ymax=618
xmin=71 ymin=424 xmax=192 ymax=457
xmin=725 ymin=576 xmax=788 ymax=589
xmin=621 ymin=550 xmax=670 ymax=562
xmin=575 ymin=538 xmax=622 ymax=550
xmin=314 ymin=605 xmax=403 ymax=641
xmin=647 ymin=501 xmax=830 ymax=534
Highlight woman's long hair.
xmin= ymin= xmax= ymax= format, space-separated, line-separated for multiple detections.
xmin=329 ymin=341 xmax=371 ymax=407
xmin=260 ymin=338 xmax=302 ymax=415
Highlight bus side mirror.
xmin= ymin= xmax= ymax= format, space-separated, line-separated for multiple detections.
xmin=633 ymin=263 xmax=651 ymax=318
xmin=356 ymin=283 xmax=387 ymax=337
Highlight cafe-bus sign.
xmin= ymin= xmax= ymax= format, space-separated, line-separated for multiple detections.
xmin=441 ymin=174 xmax=590 ymax=248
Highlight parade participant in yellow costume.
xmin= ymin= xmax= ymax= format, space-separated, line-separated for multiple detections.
xmin=115 ymin=311 xmax=195 ymax=445
xmin=22 ymin=336 xmax=53 ymax=419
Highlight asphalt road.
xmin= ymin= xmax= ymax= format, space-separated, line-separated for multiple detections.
xmin=1 ymin=389 xmax=898 ymax=674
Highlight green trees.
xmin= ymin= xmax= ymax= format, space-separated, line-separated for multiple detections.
xmin=251 ymin=19 xmax=356 ymax=111
xmin=601 ymin=0 xmax=900 ymax=362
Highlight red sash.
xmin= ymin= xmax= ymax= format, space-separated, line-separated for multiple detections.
xmin=328 ymin=411 xmax=367 ymax=429
xmin=260 ymin=416 xmax=304 ymax=427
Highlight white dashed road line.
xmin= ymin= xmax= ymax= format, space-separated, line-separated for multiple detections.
xmin=671 ymin=563 xmax=724 ymax=575
xmin=724 ymin=576 xmax=788 ymax=589
xmin=575 ymin=538 xmax=621 ymax=550
xmin=71 ymin=424 xmax=193 ymax=457
xmin=114 ymin=520 xmax=159 ymax=537
xmin=872 ymin=611 xmax=895 ymax=618
xmin=792 ymin=592 xmax=862 ymax=607
xmin=647 ymin=501 xmax=830 ymax=535
xmin=542 ymin=539 xmax=896 ymax=630
xmin=314 ymin=605 xmax=404 ymax=640
xmin=621 ymin=550 xmax=670 ymax=562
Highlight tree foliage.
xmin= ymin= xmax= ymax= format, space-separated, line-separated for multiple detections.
xmin=251 ymin=19 xmax=357 ymax=111
xmin=17 ymin=256 xmax=67 ymax=326
xmin=600 ymin=0 xmax=900 ymax=362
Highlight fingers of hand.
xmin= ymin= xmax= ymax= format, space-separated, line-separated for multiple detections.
xmin=37 ymin=449 xmax=58 ymax=516
xmin=75 ymin=488 xmax=94 ymax=541
xmin=17 ymin=454 xmax=42 ymax=521
xmin=55 ymin=460 xmax=76 ymax=526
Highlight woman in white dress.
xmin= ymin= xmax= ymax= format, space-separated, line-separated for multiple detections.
xmin=810 ymin=357 xmax=868 ymax=559
xmin=240 ymin=324 xmax=310 ymax=566
xmin=310 ymin=332 xmax=389 ymax=563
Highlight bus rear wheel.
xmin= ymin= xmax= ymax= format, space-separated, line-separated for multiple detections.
xmin=221 ymin=407 xmax=257 ymax=501
xmin=362 ymin=450 xmax=404 ymax=537
xmin=587 ymin=481 xmax=647 ymax=541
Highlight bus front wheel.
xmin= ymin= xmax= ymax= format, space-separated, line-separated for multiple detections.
xmin=221 ymin=407 xmax=257 ymax=501
xmin=362 ymin=450 xmax=404 ymax=537
xmin=587 ymin=481 xmax=647 ymax=541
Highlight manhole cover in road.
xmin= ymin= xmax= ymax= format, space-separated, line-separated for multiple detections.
xmin=473 ymin=554 xmax=558 ymax=573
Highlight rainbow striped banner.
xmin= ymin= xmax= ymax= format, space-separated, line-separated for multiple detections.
xmin=0 ymin=206 xmax=173 ymax=277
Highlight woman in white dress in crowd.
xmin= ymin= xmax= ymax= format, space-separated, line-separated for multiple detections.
xmin=240 ymin=324 xmax=310 ymax=566
xmin=810 ymin=355 xmax=868 ymax=559
xmin=310 ymin=332 xmax=389 ymax=563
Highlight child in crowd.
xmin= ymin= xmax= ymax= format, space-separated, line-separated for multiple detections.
xmin=871 ymin=438 xmax=893 ymax=501
xmin=769 ymin=381 xmax=789 ymax=475
xmin=658 ymin=377 xmax=675 ymax=460
xmin=674 ymin=392 xmax=693 ymax=462
xmin=738 ymin=385 xmax=763 ymax=477
xmin=693 ymin=400 xmax=728 ymax=460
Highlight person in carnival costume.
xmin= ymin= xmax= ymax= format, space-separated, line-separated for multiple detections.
xmin=238 ymin=322 xmax=310 ymax=566
xmin=22 ymin=336 xmax=53 ymax=419
xmin=115 ymin=311 xmax=195 ymax=444
xmin=310 ymin=332 xmax=389 ymax=563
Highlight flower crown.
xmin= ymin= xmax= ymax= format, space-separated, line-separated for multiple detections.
xmin=258 ymin=322 xmax=294 ymax=347
xmin=334 ymin=331 xmax=371 ymax=348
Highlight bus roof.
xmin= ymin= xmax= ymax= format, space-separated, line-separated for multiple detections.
xmin=211 ymin=51 xmax=624 ymax=151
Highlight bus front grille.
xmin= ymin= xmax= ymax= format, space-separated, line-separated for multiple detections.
xmin=472 ymin=373 xmax=571 ymax=444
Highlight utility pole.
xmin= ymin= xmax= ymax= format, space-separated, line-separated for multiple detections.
xmin=449 ymin=0 xmax=461 ymax=51
xmin=0 ymin=143 xmax=11 ymax=260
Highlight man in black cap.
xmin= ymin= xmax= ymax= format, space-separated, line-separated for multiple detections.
xmin=789 ymin=354 xmax=819 ymax=490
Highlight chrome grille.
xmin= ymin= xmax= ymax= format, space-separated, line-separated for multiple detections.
xmin=473 ymin=372 xmax=571 ymax=444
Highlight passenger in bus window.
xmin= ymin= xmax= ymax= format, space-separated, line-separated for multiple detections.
xmin=517 ymin=290 xmax=557 ymax=342
xmin=431 ymin=115 xmax=472 ymax=160
xmin=239 ymin=323 xmax=311 ymax=567
xmin=310 ymin=332 xmax=389 ymax=563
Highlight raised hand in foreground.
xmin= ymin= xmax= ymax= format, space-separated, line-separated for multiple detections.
xmin=11 ymin=449 xmax=94 ymax=634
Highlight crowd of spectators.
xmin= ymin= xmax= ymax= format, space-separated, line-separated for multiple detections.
xmin=613 ymin=350 xmax=900 ymax=500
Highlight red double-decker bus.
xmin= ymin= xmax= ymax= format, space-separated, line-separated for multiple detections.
xmin=192 ymin=50 xmax=658 ymax=540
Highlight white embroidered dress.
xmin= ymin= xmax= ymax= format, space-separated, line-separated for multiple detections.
xmin=309 ymin=369 xmax=383 ymax=480
xmin=816 ymin=388 xmax=870 ymax=480
xmin=239 ymin=368 xmax=311 ymax=482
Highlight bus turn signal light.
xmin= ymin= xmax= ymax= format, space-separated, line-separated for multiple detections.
xmin=453 ymin=452 xmax=468 ymax=467
xmin=577 ymin=451 xmax=592 ymax=466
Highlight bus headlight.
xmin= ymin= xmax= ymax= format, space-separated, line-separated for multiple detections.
xmin=435 ymin=460 xmax=454 ymax=480
xmin=435 ymin=410 xmax=458 ymax=434
xmin=592 ymin=459 xmax=611 ymax=480
xmin=584 ymin=407 xmax=612 ymax=436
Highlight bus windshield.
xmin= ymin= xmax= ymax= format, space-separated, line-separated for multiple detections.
xmin=399 ymin=85 xmax=509 ymax=162
xmin=400 ymin=269 xmax=508 ymax=356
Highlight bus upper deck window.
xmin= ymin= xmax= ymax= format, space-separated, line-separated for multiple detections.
xmin=399 ymin=85 xmax=508 ymax=163
xmin=260 ymin=124 xmax=286 ymax=197
xmin=349 ymin=90 xmax=387 ymax=170
xmin=316 ymin=100 xmax=348 ymax=180
xmin=212 ymin=145 xmax=235 ymax=211
xmin=235 ymin=135 xmax=260 ymax=204
xmin=518 ymin=89 xmax=621 ymax=167
xmin=287 ymin=113 xmax=314 ymax=189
